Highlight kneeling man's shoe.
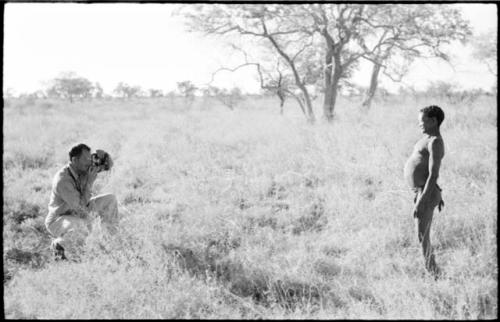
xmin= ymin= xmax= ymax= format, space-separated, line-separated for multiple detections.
xmin=51 ymin=240 xmax=67 ymax=261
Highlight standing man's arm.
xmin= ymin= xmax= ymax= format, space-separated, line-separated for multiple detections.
xmin=415 ymin=138 xmax=444 ymax=214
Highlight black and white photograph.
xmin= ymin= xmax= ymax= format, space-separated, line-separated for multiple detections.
xmin=3 ymin=1 xmax=497 ymax=319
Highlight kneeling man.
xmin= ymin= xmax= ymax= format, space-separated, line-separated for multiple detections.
xmin=45 ymin=143 xmax=118 ymax=261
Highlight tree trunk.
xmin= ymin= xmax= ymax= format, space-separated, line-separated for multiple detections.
xmin=301 ymin=86 xmax=315 ymax=123
xmin=323 ymin=54 xmax=341 ymax=122
xmin=362 ymin=63 xmax=381 ymax=109
xmin=295 ymin=96 xmax=306 ymax=116
xmin=277 ymin=90 xmax=284 ymax=115
xmin=324 ymin=76 xmax=340 ymax=122
xmin=323 ymin=49 xmax=333 ymax=121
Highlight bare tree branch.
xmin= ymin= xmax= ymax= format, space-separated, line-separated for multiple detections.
xmin=206 ymin=63 xmax=259 ymax=86
xmin=291 ymin=38 xmax=315 ymax=62
xmin=382 ymin=68 xmax=404 ymax=82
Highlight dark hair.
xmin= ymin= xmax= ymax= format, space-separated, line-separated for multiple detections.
xmin=420 ymin=105 xmax=445 ymax=127
xmin=69 ymin=143 xmax=91 ymax=161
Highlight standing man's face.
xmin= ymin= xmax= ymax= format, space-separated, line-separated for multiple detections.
xmin=418 ymin=112 xmax=436 ymax=134
xmin=73 ymin=149 xmax=92 ymax=174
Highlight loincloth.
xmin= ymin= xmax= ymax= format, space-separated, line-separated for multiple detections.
xmin=413 ymin=183 xmax=445 ymax=212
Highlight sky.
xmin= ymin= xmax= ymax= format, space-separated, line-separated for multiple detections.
xmin=3 ymin=3 xmax=497 ymax=96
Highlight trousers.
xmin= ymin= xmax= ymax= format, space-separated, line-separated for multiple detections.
xmin=46 ymin=193 xmax=119 ymax=254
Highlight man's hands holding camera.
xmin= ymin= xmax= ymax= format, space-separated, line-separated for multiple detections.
xmin=83 ymin=149 xmax=113 ymax=189
xmin=91 ymin=149 xmax=113 ymax=173
xmin=87 ymin=165 xmax=99 ymax=184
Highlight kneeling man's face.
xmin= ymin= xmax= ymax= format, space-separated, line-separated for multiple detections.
xmin=74 ymin=150 xmax=92 ymax=174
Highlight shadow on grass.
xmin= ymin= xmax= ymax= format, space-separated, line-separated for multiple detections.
xmin=160 ymin=240 xmax=340 ymax=312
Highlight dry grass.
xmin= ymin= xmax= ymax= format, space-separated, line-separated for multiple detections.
xmin=3 ymin=94 xmax=497 ymax=319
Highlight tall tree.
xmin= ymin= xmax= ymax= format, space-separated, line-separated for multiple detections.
xmin=93 ymin=82 xmax=104 ymax=99
xmin=307 ymin=4 xmax=366 ymax=121
xmin=358 ymin=4 xmax=471 ymax=108
xmin=177 ymin=80 xmax=197 ymax=107
xmin=47 ymin=72 xmax=94 ymax=102
xmin=180 ymin=4 xmax=368 ymax=123
xmin=177 ymin=81 xmax=197 ymax=97
xmin=149 ymin=89 xmax=164 ymax=98
xmin=472 ymin=29 xmax=497 ymax=77
xmin=113 ymin=82 xmax=141 ymax=99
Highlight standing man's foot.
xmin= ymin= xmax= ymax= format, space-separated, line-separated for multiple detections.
xmin=432 ymin=266 xmax=442 ymax=280
xmin=425 ymin=264 xmax=442 ymax=280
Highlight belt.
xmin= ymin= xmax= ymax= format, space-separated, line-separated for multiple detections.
xmin=413 ymin=183 xmax=444 ymax=212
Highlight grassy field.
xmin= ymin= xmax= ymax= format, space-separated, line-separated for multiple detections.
xmin=3 ymin=94 xmax=497 ymax=319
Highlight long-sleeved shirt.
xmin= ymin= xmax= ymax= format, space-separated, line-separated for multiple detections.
xmin=45 ymin=164 xmax=93 ymax=227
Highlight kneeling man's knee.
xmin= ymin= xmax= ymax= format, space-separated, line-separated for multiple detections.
xmin=110 ymin=194 xmax=118 ymax=206
xmin=102 ymin=193 xmax=117 ymax=205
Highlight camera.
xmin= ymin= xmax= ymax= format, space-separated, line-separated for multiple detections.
xmin=91 ymin=150 xmax=112 ymax=172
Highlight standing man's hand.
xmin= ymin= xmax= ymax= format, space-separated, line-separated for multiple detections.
xmin=413 ymin=205 xmax=420 ymax=219
xmin=413 ymin=200 xmax=427 ymax=218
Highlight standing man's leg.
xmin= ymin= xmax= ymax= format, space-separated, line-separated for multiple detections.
xmin=88 ymin=193 xmax=119 ymax=234
xmin=414 ymin=188 xmax=442 ymax=277
xmin=415 ymin=210 xmax=439 ymax=274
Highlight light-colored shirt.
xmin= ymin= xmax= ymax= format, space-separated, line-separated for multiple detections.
xmin=45 ymin=164 xmax=93 ymax=227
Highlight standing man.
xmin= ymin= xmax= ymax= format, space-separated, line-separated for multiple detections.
xmin=404 ymin=105 xmax=445 ymax=278
xmin=45 ymin=143 xmax=118 ymax=261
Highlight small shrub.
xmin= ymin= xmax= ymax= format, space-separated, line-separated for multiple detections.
xmin=4 ymin=201 xmax=42 ymax=225
xmin=266 ymin=181 xmax=287 ymax=200
xmin=291 ymin=198 xmax=328 ymax=235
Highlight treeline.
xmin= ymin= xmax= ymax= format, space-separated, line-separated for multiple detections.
xmin=5 ymin=73 xmax=494 ymax=113
xmin=5 ymin=75 xmax=243 ymax=106
xmin=4 ymin=74 xmax=255 ymax=111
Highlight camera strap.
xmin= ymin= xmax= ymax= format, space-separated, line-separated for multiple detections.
xmin=67 ymin=167 xmax=82 ymax=194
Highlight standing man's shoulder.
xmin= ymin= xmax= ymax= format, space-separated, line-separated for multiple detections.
xmin=427 ymin=136 xmax=445 ymax=158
